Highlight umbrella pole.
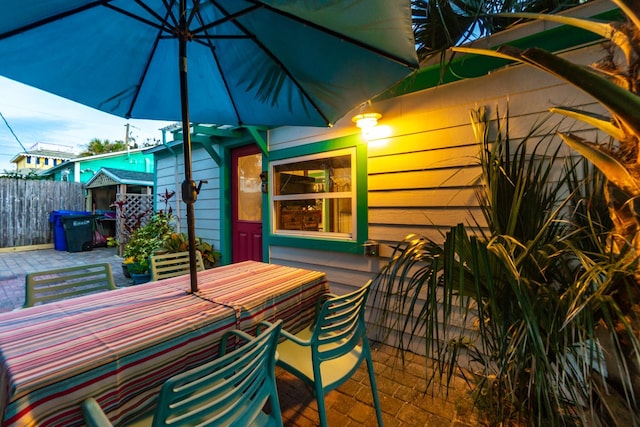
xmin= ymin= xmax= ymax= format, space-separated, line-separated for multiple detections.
xmin=178 ymin=0 xmax=199 ymax=293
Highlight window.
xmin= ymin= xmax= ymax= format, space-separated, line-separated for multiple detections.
xmin=267 ymin=135 xmax=367 ymax=254
xmin=271 ymin=148 xmax=356 ymax=240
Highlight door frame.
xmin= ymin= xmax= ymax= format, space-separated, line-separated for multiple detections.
xmin=230 ymin=144 xmax=265 ymax=263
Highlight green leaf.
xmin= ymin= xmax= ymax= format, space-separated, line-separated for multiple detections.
xmin=496 ymin=12 xmax=633 ymax=64
xmin=558 ymin=132 xmax=640 ymax=196
xmin=497 ymin=12 xmax=617 ymax=39
xmin=451 ymin=46 xmax=516 ymax=61
xmin=509 ymin=46 xmax=640 ymax=138
xmin=454 ymin=44 xmax=640 ymax=138
xmin=549 ymin=107 xmax=625 ymax=141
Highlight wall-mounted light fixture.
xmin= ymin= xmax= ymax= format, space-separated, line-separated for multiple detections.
xmin=352 ymin=101 xmax=381 ymax=134
xmin=259 ymin=171 xmax=268 ymax=193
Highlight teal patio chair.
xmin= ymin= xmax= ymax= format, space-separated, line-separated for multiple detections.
xmin=275 ymin=280 xmax=383 ymax=426
xmin=24 ymin=263 xmax=116 ymax=308
xmin=82 ymin=320 xmax=283 ymax=427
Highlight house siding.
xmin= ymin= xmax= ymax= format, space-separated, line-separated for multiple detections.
xmin=154 ymin=145 xmax=223 ymax=255
xmin=150 ymin=1 xmax=614 ymax=355
xmin=267 ymin=43 xmax=606 ymax=353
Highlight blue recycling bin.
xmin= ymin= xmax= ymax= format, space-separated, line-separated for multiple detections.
xmin=49 ymin=210 xmax=90 ymax=251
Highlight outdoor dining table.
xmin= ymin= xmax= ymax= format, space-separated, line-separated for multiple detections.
xmin=0 ymin=260 xmax=328 ymax=427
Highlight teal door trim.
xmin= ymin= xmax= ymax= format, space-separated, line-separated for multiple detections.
xmin=219 ymin=147 xmax=232 ymax=266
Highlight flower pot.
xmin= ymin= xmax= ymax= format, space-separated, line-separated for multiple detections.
xmin=130 ymin=272 xmax=151 ymax=285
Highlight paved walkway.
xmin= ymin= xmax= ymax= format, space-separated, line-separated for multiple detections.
xmin=0 ymin=247 xmax=130 ymax=311
xmin=0 ymin=247 xmax=482 ymax=426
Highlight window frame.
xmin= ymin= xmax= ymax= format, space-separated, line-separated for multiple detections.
xmin=267 ymin=135 xmax=368 ymax=254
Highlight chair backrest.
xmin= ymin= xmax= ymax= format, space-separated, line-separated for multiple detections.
xmin=311 ymin=280 xmax=372 ymax=363
xmin=24 ymin=263 xmax=117 ymax=308
xmin=152 ymin=320 xmax=283 ymax=427
xmin=150 ymin=251 xmax=204 ymax=281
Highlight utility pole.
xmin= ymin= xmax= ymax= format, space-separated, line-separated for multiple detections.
xmin=124 ymin=123 xmax=130 ymax=155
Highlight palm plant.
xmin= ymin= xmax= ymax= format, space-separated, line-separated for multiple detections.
xmin=79 ymin=138 xmax=127 ymax=157
xmin=453 ymin=0 xmax=640 ymax=262
xmin=411 ymin=0 xmax=587 ymax=62
xmin=449 ymin=0 xmax=640 ymax=410
xmin=372 ymin=107 xmax=640 ymax=425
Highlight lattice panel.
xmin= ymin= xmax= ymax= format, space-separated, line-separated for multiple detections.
xmin=115 ymin=193 xmax=154 ymax=253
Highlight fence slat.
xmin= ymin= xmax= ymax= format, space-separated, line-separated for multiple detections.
xmin=0 ymin=179 xmax=85 ymax=248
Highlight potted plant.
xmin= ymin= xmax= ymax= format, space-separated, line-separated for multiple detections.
xmin=122 ymin=212 xmax=174 ymax=284
xmin=125 ymin=256 xmax=152 ymax=284
xmin=162 ymin=232 xmax=220 ymax=269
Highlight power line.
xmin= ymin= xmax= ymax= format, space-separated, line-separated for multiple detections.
xmin=0 ymin=110 xmax=27 ymax=152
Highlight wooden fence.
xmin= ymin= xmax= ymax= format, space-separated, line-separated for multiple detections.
xmin=0 ymin=178 xmax=85 ymax=248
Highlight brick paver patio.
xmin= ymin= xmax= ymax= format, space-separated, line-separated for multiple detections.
xmin=0 ymin=247 xmax=482 ymax=426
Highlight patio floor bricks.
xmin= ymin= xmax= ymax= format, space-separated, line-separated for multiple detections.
xmin=0 ymin=247 xmax=483 ymax=426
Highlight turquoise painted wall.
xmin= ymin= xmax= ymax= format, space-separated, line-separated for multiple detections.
xmin=52 ymin=151 xmax=154 ymax=183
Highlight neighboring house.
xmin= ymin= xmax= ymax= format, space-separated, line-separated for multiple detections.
xmin=10 ymin=142 xmax=75 ymax=173
xmin=42 ymin=148 xmax=156 ymax=243
xmin=42 ymin=147 xmax=154 ymax=183
xmin=149 ymin=1 xmax=614 ymax=351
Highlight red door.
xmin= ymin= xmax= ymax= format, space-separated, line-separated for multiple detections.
xmin=231 ymin=145 xmax=263 ymax=263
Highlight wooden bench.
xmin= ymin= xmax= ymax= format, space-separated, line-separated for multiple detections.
xmin=24 ymin=263 xmax=117 ymax=308
xmin=150 ymin=251 xmax=204 ymax=281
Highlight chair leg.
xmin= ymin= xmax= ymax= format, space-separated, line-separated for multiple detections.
xmin=314 ymin=380 xmax=329 ymax=427
xmin=365 ymin=343 xmax=384 ymax=426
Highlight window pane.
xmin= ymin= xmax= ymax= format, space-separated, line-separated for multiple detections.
xmin=271 ymin=149 xmax=355 ymax=239
xmin=237 ymin=153 xmax=262 ymax=221
xmin=276 ymin=198 xmax=352 ymax=233
xmin=274 ymin=154 xmax=351 ymax=196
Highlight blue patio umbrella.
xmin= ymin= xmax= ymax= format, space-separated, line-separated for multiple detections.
xmin=0 ymin=0 xmax=419 ymax=292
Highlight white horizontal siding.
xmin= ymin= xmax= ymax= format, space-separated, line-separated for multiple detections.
xmin=155 ymin=146 xmax=222 ymax=253
xmin=266 ymin=40 xmax=608 ymax=355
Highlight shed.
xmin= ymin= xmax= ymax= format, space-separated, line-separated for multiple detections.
xmin=85 ymin=167 xmax=154 ymax=242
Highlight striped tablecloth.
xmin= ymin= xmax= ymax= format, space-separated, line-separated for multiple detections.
xmin=0 ymin=261 xmax=328 ymax=427
xmin=165 ymin=260 xmax=329 ymax=333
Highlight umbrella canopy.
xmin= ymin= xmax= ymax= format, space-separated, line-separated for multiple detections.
xmin=0 ymin=0 xmax=419 ymax=291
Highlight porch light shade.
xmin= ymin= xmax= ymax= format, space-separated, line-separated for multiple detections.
xmin=352 ymin=112 xmax=382 ymax=130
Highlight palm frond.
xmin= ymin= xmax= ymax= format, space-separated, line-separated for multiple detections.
xmin=372 ymin=105 xmax=640 ymax=425
xmin=550 ymin=107 xmax=625 ymax=141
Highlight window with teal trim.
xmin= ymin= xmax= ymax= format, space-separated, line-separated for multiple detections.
xmin=271 ymin=147 xmax=356 ymax=240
